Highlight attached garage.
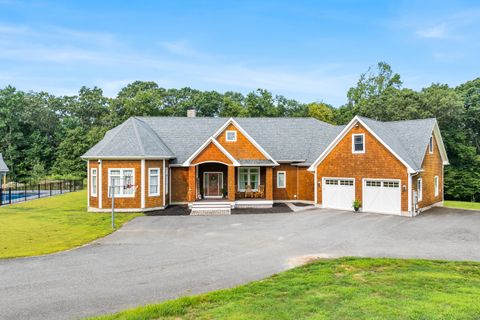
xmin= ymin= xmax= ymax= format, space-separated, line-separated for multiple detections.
xmin=362 ymin=179 xmax=401 ymax=215
xmin=322 ymin=178 xmax=355 ymax=210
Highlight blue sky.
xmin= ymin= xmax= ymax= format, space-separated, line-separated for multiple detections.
xmin=0 ymin=0 xmax=479 ymax=106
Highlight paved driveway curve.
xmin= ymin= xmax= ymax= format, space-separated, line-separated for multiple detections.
xmin=1 ymin=207 xmax=480 ymax=320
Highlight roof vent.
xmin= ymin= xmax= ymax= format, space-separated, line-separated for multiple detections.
xmin=187 ymin=109 xmax=196 ymax=118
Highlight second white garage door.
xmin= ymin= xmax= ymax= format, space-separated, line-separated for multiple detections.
xmin=322 ymin=178 xmax=355 ymax=210
xmin=363 ymin=179 xmax=401 ymax=215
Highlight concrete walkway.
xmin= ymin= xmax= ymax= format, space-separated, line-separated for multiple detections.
xmin=1 ymin=207 xmax=479 ymax=320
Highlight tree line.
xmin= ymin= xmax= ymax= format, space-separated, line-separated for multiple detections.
xmin=0 ymin=62 xmax=478 ymax=201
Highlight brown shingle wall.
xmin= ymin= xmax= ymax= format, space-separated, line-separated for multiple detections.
xmin=413 ymin=135 xmax=443 ymax=208
xmin=171 ymin=167 xmax=189 ymax=202
xmin=272 ymin=165 xmax=314 ymax=201
xmin=101 ymin=160 xmax=142 ymax=209
xmin=88 ymin=160 xmax=99 ymax=208
xmin=145 ymin=160 xmax=164 ymax=208
xmin=315 ymin=123 xmax=409 ymax=212
xmin=217 ymin=123 xmax=267 ymax=160
xmin=191 ymin=142 xmax=233 ymax=165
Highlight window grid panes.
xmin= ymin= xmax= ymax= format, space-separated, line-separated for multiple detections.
xmin=109 ymin=169 xmax=134 ymax=197
xmin=91 ymin=169 xmax=97 ymax=196
xmin=353 ymin=134 xmax=364 ymax=152
xmin=238 ymin=167 xmax=260 ymax=191
xmin=149 ymin=169 xmax=159 ymax=196
xmin=277 ymin=172 xmax=286 ymax=188
xmin=226 ymin=130 xmax=237 ymax=142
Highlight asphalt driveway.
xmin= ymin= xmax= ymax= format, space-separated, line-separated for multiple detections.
xmin=1 ymin=207 xmax=480 ymax=320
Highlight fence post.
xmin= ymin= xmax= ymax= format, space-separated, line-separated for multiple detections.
xmin=50 ymin=183 xmax=52 ymax=196
xmin=38 ymin=183 xmax=41 ymax=198
xmin=8 ymin=188 xmax=12 ymax=204
xmin=60 ymin=181 xmax=63 ymax=194
xmin=24 ymin=184 xmax=27 ymax=202
xmin=0 ymin=187 xmax=3 ymax=206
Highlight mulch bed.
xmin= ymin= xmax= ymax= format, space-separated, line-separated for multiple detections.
xmin=231 ymin=203 xmax=293 ymax=214
xmin=145 ymin=203 xmax=293 ymax=215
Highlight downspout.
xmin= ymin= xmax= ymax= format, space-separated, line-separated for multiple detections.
xmin=409 ymin=171 xmax=421 ymax=216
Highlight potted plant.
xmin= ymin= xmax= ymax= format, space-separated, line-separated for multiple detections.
xmin=353 ymin=199 xmax=362 ymax=212
xmin=221 ymin=187 xmax=227 ymax=198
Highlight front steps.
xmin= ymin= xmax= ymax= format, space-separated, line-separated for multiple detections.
xmin=190 ymin=201 xmax=232 ymax=215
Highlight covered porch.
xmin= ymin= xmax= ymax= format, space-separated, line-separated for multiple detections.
xmin=187 ymin=162 xmax=274 ymax=207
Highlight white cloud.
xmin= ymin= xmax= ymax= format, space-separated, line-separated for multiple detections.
xmin=416 ymin=23 xmax=448 ymax=39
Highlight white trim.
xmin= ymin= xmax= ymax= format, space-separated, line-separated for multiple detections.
xmin=225 ymin=130 xmax=237 ymax=142
xmin=417 ymin=178 xmax=423 ymax=202
xmin=169 ymin=167 xmax=172 ymax=205
xmin=276 ymin=171 xmax=286 ymax=188
xmin=237 ymin=167 xmax=261 ymax=192
xmin=352 ymin=133 xmax=365 ymax=154
xmin=98 ymin=160 xmax=102 ymax=209
xmin=432 ymin=122 xmax=449 ymax=165
xmin=88 ymin=205 xmax=167 ymax=213
xmin=90 ymin=167 xmax=98 ymax=197
xmin=183 ymin=137 xmax=240 ymax=166
xmin=141 ymin=160 xmax=145 ymax=208
xmin=212 ymin=118 xmax=279 ymax=166
xmin=107 ymin=168 xmax=136 ymax=198
xmin=408 ymin=174 xmax=413 ymax=215
xmin=188 ymin=160 xmax=232 ymax=166
xmin=434 ymin=175 xmax=439 ymax=197
xmin=308 ymin=116 xmax=416 ymax=173
xmin=203 ymin=171 xmax=224 ymax=198
xmin=87 ymin=161 xmax=90 ymax=207
xmin=314 ymin=169 xmax=318 ymax=204
xmin=163 ymin=160 xmax=167 ymax=205
xmin=148 ymin=167 xmax=161 ymax=196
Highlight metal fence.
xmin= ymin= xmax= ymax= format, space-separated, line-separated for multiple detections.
xmin=0 ymin=179 xmax=84 ymax=206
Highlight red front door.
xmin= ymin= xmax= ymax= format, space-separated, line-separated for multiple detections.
xmin=204 ymin=172 xmax=222 ymax=197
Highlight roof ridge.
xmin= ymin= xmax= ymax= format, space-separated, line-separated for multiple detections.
xmin=131 ymin=117 xmax=146 ymax=156
xmin=358 ymin=115 xmax=437 ymax=124
xmin=134 ymin=117 xmax=175 ymax=156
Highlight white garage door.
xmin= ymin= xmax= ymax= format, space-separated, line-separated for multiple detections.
xmin=363 ymin=179 xmax=401 ymax=215
xmin=322 ymin=178 xmax=355 ymax=210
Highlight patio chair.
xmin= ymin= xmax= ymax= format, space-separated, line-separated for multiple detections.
xmin=245 ymin=185 xmax=254 ymax=198
xmin=255 ymin=185 xmax=265 ymax=198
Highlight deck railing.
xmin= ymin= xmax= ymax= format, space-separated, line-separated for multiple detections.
xmin=0 ymin=179 xmax=84 ymax=206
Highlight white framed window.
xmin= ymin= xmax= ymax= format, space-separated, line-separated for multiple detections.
xmin=149 ymin=168 xmax=160 ymax=196
xmin=238 ymin=167 xmax=260 ymax=191
xmin=434 ymin=176 xmax=439 ymax=197
xmin=277 ymin=171 xmax=286 ymax=188
xmin=226 ymin=130 xmax=237 ymax=142
xmin=108 ymin=168 xmax=135 ymax=198
xmin=429 ymin=136 xmax=433 ymax=154
xmin=352 ymin=134 xmax=365 ymax=154
xmin=91 ymin=168 xmax=97 ymax=197
xmin=417 ymin=178 xmax=423 ymax=202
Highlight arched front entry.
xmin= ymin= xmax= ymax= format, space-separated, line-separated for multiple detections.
xmin=197 ymin=162 xmax=228 ymax=199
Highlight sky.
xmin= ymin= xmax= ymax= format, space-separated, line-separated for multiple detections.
xmin=0 ymin=0 xmax=479 ymax=106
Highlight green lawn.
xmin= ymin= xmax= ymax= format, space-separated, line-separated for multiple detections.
xmin=89 ymin=257 xmax=480 ymax=320
xmin=444 ymin=200 xmax=480 ymax=211
xmin=0 ymin=190 xmax=140 ymax=259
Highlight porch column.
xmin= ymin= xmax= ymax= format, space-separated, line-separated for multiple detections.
xmin=188 ymin=166 xmax=196 ymax=202
xmin=228 ymin=165 xmax=235 ymax=201
xmin=266 ymin=167 xmax=273 ymax=200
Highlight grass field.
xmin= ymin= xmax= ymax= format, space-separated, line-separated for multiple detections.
xmin=0 ymin=190 xmax=140 ymax=259
xmin=444 ymin=200 xmax=480 ymax=211
xmin=89 ymin=257 xmax=480 ymax=320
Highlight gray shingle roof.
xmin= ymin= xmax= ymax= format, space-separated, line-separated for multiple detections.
xmin=358 ymin=116 xmax=437 ymax=171
xmin=83 ymin=116 xmax=440 ymax=171
xmin=82 ymin=117 xmax=174 ymax=158
xmin=0 ymin=153 xmax=9 ymax=172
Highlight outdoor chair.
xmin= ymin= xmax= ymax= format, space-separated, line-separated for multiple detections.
xmin=245 ymin=185 xmax=254 ymax=198
xmin=255 ymin=185 xmax=265 ymax=198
